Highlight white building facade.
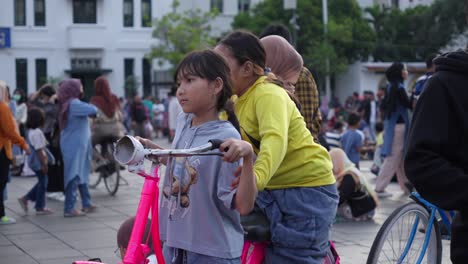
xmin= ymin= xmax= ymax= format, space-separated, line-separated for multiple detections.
xmin=0 ymin=0 xmax=257 ymax=99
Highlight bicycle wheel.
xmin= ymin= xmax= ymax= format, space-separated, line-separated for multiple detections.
xmin=103 ymin=144 xmax=120 ymax=196
xmin=89 ymin=146 xmax=103 ymax=189
xmin=367 ymin=202 xmax=442 ymax=264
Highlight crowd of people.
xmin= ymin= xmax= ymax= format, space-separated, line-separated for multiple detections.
xmin=0 ymin=75 xmax=184 ymax=221
xmin=1 ymin=19 xmax=467 ymax=263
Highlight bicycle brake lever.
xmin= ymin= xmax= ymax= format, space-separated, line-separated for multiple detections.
xmin=208 ymin=139 xmax=223 ymax=150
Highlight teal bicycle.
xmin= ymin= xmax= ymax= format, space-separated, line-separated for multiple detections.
xmin=367 ymin=192 xmax=453 ymax=264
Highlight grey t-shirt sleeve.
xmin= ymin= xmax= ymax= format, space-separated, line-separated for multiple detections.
xmin=217 ymin=157 xmax=242 ymax=210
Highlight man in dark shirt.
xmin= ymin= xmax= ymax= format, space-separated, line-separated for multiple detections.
xmin=405 ymin=47 xmax=468 ymax=263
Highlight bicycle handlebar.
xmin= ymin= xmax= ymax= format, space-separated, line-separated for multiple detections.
xmin=114 ymin=135 xmax=224 ymax=172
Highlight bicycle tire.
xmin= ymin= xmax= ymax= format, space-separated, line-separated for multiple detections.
xmin=89 ymin=171 xmax=102 ymax=189
xmin=103 ymin=144 xmax=120 ymax=196
xmin=367 ymin=202 xmax=442 ymax=264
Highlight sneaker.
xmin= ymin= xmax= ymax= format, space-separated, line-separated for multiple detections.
xmin=64 ymin=209 xmax=86 ymax=218
xmin=36 ymin=208 xmax=54 ymax=215
xmin=81 ymin=204 xmax=98 ymax=214
xmin=0 ymin=216 xmax=16 ymax=224
xmin=18 ymin=197 xmax=28 ymax=214
xmin=376 ymin=190 xmax=392 ymax=198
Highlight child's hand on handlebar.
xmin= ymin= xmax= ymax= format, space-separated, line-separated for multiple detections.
xmin=135 ymin=136 xmax=163 ymax=150
xmin=220 ymin=139 xmax=254 ymax=163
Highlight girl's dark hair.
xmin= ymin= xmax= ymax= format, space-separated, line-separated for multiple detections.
xmin=385 ymin=62 xmax=404 ymax=83
xmin=40 ymin=84 xmax=56 ymax=97
xmin=26 ymin=107 xmax=45 ymax=129
xmin=218 ymin=30 xmax=300 ymax=109
xmin=218 ymin=30 xmax=266 ymax=76
xmin=174 ymin=49 xmax=239 ymax=131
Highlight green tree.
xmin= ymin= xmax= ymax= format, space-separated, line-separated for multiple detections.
xmin=124 ymin=75 xmax=140 ymax=98
xmin=367 ymin=0 xmax=467 ymax=61
xmin=232 ymin=0 xmax=375 ymax=76
xmin=149 ymin=0 xmax=219 ymax=71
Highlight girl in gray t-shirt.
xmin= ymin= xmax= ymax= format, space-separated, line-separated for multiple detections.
xmin=139 ymin=50 xmax=256 ymax=263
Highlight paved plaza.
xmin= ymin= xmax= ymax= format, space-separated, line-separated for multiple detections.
xmin=0 ymin=138 xmax=451 ymax=263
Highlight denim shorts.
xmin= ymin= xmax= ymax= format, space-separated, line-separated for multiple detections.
xmin=163 ymin=245 xmax=241 ymax=264
xmin=256 ymin=184 xmax=339 ymax=264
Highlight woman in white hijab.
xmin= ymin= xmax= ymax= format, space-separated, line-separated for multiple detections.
xmin=329 ymin=148 xmax=378 ymax=220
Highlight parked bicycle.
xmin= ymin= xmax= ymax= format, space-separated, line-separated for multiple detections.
xmin=89 ymin=137 xmax=125 ymax=196
xmin=367 ymin=192 xmax=453 ymax=264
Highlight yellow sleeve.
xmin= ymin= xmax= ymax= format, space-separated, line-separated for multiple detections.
xmin=253 ymin=90 xmax=289 ymax=190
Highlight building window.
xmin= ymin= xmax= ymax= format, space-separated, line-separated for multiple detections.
xmin=141 ymin=0 xmax=152 ymax=27
xmin=142 ymin=58 xmax=151 ymax=96
xmin=238 ymin=0 xmax=250 ymax=12
xmin=14 ymin=0 xmax=26 ymax=26
xmin=391 ymin=0 xmax=400 ymax=8
xmin=34 ymin=0 xmax=46 ymax=26
xmin=16 ymin=59 xmax=28 ymax=93
xmin=124 ymin=58 xmax=135 ymax=96
xmin=35 ymin=59 xmax=47 ymax=90
xmin=123 ymin=0 xmax=134 ymax=27
xmin=73 ymin=0 xmax=97 ymax=24
xmin=210 ymin=0 xmax=223 ymax=12
xmin=124 ymin=58 xmax=134 ymax=78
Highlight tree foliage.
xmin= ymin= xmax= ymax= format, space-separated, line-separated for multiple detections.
xmin=149 ymin=1 xmax=218 ymax=71
xmin=366 ymin=0 xmax=467 ymax=61
xmin=232 ymin=0 xmax=376 ymax=76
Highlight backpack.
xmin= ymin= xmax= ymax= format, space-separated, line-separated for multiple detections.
xmin=133 ymin=104 xmax=148 ymax=123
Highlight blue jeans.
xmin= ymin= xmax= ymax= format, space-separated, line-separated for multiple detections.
xmin=256 ymin=184 xmax=339 ymax=264
xmin=64 ymin=176 xmax=92 ymax=213
xmin=163 ymin=245 xmax=240 ymax=264
xmin=26 ymin=170 xmax=48 ymax=210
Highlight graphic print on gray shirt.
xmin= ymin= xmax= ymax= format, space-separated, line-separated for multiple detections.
xmin=159 ymin=113 xmax=244 ymax=259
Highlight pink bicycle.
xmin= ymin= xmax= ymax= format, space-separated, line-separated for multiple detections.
xmin=73 ymin=135 xmax=340 ymax=264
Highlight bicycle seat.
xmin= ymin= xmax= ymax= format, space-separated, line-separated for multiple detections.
xmin=241 ymin=208 xmax=271 ymax=242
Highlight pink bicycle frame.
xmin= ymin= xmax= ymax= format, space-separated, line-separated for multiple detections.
xmin=122 ymin=165 xmax=165 ymax=264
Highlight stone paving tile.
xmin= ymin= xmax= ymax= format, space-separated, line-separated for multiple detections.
xmin=54 ymin=228 xmax=117 ymax=250
xmin=0 ymin=234 xmax=12 ymax=246
xmin=39 ymin=256 xmax=87 ymax=264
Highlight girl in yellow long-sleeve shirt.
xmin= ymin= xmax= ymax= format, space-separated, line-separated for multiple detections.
xmin=215 ymin=31 xmax=338 ymax=264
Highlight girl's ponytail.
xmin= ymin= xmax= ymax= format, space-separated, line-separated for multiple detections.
xmin=223 ymin=99 xmax=240 ymax=132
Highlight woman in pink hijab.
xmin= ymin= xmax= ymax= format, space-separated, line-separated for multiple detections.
xmin=260 ymin=35 xmax=303 ymax=94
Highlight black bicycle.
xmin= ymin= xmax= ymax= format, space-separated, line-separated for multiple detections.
xmin=89 ymin=137 xmax=126 ymax=195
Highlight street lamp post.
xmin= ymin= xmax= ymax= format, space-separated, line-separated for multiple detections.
xmin=284 ymin=0 xmax=298 ymax=47
xmin=322 ymin=0 xmax=331 ymax=100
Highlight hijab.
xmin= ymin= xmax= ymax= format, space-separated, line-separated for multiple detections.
xmin=58 ymin=78 xmax=82 ymax=130
xmin=260 ymin=35 xmax=303 ymax=82
xmin=90 ymin=76 xmax=120 ymax=118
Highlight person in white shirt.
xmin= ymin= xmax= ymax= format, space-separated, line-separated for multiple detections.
xmin=151 ymin=98 xmax=165 ymax=138
xmin=167 ymin=90 xmax=182 ymax=143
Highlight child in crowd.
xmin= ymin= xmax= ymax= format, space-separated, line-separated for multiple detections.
xmin=136 ymin=50 xmax=257 ymax=263
xmin=341 ymin=113 xmax=363 ymax=169
xmin=371 ymin=122 xmax=384 ymax=175
xmin=325 ymin=121 xmax=344 ymax=149
xmin=18 ymin=108 xmax=55 ymax=215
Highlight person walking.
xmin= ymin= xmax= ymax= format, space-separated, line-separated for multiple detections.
xmin=374 ymin=62 xmax=412 ymax=198
xmin=0 ymin=80 xmax=30 ymax=224
xmin=58 ymin=79 xmax=97 ymax=217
